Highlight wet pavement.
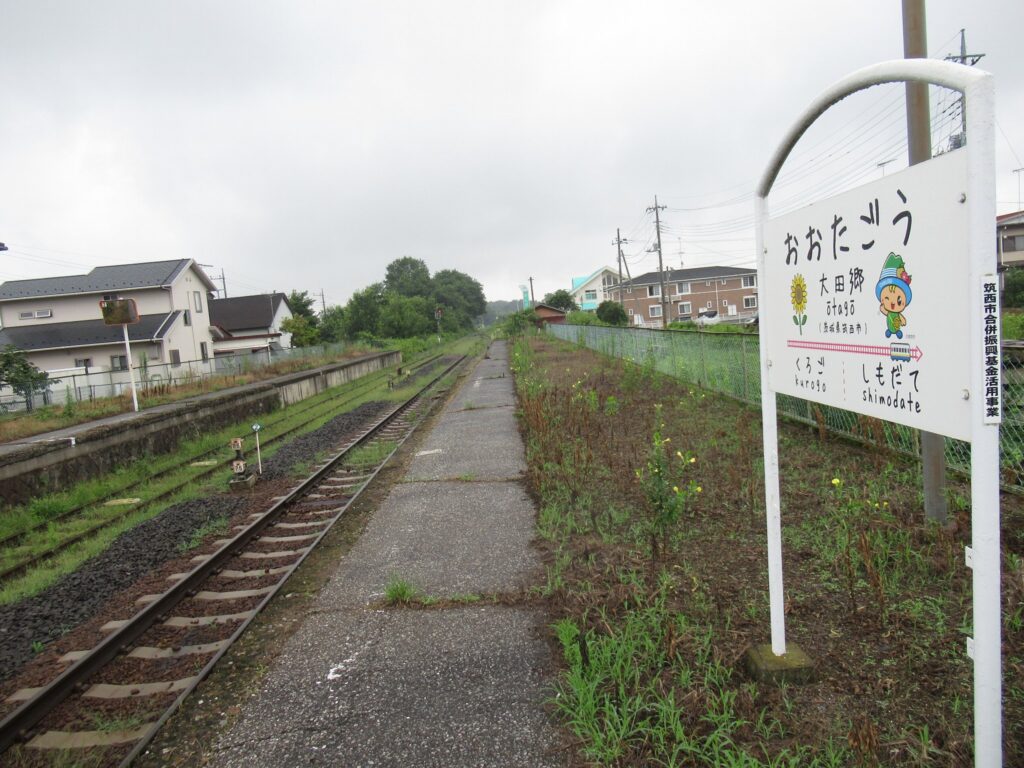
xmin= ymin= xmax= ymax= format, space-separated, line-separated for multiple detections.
xmin=207 ymin=340 xmax=564 ymax=767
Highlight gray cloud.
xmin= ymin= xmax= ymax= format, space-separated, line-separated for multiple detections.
xmin=0 ymin=0 xmax=1020 ymax=303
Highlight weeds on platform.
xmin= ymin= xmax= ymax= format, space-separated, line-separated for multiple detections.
xmin=514 ymin=335 xmax=1022 ymax=766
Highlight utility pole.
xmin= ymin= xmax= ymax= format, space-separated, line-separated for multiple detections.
xmin=646 ymin=196 xmax=668 ymax=328
xmin=320 ymin=289 xmax=327 ymax=317
xmin=198 ymin=264 xmax=228 ymax=299
xmin=902 ymin=0 xmax=945 ymax=524
xmin=944 ymin=29 xmax=985 ymax=150
xmin=528 ymin=276 xmax=535 ymax=305
xmin=1014 ymin=168 xmax=1024 ymax=212
xmin=613 ymin=229 xmax=629 ymax=308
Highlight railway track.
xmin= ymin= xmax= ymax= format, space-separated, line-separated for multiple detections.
xmin=0 ymin=354 xmax=465 ymax=767
xmin=0 ymin=353 xmax=445 ymax=587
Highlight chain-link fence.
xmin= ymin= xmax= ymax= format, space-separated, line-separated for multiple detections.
xmin=548 ymin=323 xmax=1024 ymax=488
xmin=0 ymin=342 xmax=351 ymax=413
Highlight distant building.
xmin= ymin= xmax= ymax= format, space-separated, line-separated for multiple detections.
xmin=533 ymin=304 xmax=567 ymax=325
xmin=570 ymin=266 xmax=620 ymax=312
xmin=210 ymin=293 xmax=293 ymax=356
xmin=0 ymin=259 xmax=217 ymax=373
xmin=998 ymin=209 xmax=1024 ymax=269
xmin=614 ymin=265 xmax=758 ymax=327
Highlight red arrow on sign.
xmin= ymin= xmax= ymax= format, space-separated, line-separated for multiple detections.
xmin=787 ymin=339 xmax=923 ymax=361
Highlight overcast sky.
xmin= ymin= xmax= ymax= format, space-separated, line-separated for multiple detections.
xmin=0 ymin=1 xmax=1021 ymax=306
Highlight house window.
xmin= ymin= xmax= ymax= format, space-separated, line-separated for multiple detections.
xmin=627 ymin=287 xmax=633 ymax=294
xmin=584 ymin=289 xmax=597 ymax=301
xmin=649 ymin=304 xmax=663 ymax=318
xmin=170 ymin=349 xmax=181 ymax=367
xmin=19 ymin=309 xmax=52 ymax=320
xmin=678 ymin=302 xmax=691 ymax=316
xmin=706 ymin=301 xmax=713 ymax=308
xmin=74 ymin=357 xmax=92 ymax=368
xmin=647 ymin=285 xmax=661 ymax=297
xmin=1002 ymin=235 xmax=1024 ymax=252
xmin=742 ymin=275 xmax=757 ymax=288
xmin=110 ymin=355 xmax=128 ymax=371
xmin=183 ymin=309 xmax=192 ymax=326
xmin=676 ymin=282 xmax=690 ymax=295
xmin=705 ymin=280 xmax=711 ymax=286
xmin=102 ymin=293 xmax=120 ymax=302
xmin=193 ymin=291 xmax=203 ymax=313
xmin=744 ymin=296 xmax=758 ymax=309
xmin=721 ymin=279 xmax=728 ymax=285
xmin=200 ymin=342 xmax=209 ymax=360
xmin=628 ymin=308 xmax=634 ymax=316
xmin=722 ymin=299 xmax=729 ymax=307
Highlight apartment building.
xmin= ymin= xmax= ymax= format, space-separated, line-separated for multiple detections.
xmin=613 ymin=266 xmax=758 ymax=327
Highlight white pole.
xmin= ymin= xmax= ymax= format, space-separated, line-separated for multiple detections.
xmin=755 ymin=195 xmax=787 ymax=656
xmin=965 ymin=74 xmax=1002 ymax=768
xmin=255 ymin=430 xmax=263 ymax=475
xmin=122 ymin=323 xmax=139 ymax=413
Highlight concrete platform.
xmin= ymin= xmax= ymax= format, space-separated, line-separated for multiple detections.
xmin=317 ymin=480 xmax=541 ymax=605
xmin=405 ymin=407 xmax=525 ymax=481
xmin=209 ymin=608 xmax=559 ymax=768
xmin=205 ymin=341 xmax=563 ymax=767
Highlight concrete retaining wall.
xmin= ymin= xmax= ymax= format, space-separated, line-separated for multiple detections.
xmin=0 ymin=350 xmax=401 ymax=509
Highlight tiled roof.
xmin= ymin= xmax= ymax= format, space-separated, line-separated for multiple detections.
xmin=209 ymin=293 xmax=289 ymax=332
xmin=0 ymin=259 xmax=213 ymax=300
xmin=0 ymin=312 xmax=180 ymax=352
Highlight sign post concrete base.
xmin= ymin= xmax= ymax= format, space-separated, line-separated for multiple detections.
xmin=744 ymin=643 xmax=815 ymax=685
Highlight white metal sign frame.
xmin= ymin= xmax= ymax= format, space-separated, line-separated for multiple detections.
xmin=754 ymin=59 xmax=999 ymax=766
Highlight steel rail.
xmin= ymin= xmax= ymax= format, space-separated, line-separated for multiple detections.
xmin=0 ymin=354 xmax=444 ymax=583
xmin=0 ymin=355 xmax=464 ymax=757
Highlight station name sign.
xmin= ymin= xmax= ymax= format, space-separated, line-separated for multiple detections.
xmin=763 ymin=149 xmax=973 ymax=441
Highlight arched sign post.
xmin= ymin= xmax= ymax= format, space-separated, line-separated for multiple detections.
xmin=755 ymin=60 xmax=999 ymax=766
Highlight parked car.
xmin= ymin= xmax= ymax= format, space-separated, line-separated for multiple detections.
xmin=696 ymin=310 xmax=721 ymax=326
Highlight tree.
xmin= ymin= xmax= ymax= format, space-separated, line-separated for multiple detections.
xmin=378 ymin=295 xmax=434 ymax=338
xmin=341 ymin=283 xmax=385 ymax=339
xmin=542 ymin=289 xmax=578 ymax=312
xmin=281 ymin=315 xmax=321 ymax=347
xmin=318 ymin=305 xmax=347 ymax=344
xmin=596 ymin=300 xmax=628 ymax=326
xmin=0 ymin=346 xmax=48 ymax=412
xmin=432 ymin=269 xmax=486 ymax=328
xmin=385 ymin=257 xmax=432 ymax=298
xmin=1004 ymin=268 xmax=1024 ymax=309
xmin=286 ymin=290 xmax=320 ymax=324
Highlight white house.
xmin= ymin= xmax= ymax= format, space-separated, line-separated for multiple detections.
xmin=0 ymin=259 xmax=218 ymax=374
xmin=209 ymin=293 xmax=294 ymax=356
xmin=570 ymin=266 xmax=620 ymax=312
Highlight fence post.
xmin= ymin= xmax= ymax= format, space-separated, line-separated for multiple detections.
xmin=699 ymin=331 xmax=707 ymax=388
xmin=741 ymin=336 xmax=749 ymax=401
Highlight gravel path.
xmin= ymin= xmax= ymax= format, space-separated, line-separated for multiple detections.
xmin=0 ymin=399 xmax=393 ymax=683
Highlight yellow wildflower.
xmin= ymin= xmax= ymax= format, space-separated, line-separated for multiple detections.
xmin=831 ymin=478 xmax=842 ymax=487
xmin=696 ymin=486 xmax=703 ymax=493
xmin=690 ymin=457 xmax=697 ymax=464
xmin=673 ymin=486 xmax=679 ymax=494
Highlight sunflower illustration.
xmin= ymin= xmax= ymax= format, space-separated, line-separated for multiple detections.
xmin=790 ymin=274 xmax=808 ymax=335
